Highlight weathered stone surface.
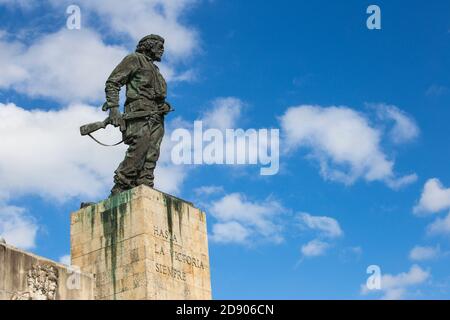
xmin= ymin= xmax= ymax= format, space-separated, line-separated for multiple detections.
xmin=70 ymin=185 xmax=212 ymax=300
xmin=0 ymin=243 xmax=94 ymax=300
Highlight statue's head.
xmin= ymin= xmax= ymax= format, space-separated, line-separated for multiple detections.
xmin=136 ymin=34 xmax=165 ymax=62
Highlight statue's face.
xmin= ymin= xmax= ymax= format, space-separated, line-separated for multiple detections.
xmin=150 ymin=40 xmax=164 ymax=62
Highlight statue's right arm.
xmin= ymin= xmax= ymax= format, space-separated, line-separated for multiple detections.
xmin=104 ymin=54 xmax=139 ymax=110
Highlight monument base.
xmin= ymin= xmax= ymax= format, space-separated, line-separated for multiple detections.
xmin=70 ymin=185 xmax=212 ymax=300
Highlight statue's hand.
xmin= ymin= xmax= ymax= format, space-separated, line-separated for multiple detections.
xmin=108 ymin=107 xmax=122 ymax=127
xmin=160 ymin=102 xmax=172 ymax=115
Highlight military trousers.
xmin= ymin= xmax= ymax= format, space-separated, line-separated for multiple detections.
xmin=111 ymin=115 xmax=164 ymax=194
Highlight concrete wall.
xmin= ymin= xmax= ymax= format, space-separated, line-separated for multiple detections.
xmin=0 ymin=242 xmax=94 ymax=300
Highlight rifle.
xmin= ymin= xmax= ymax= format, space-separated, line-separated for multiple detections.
xmin=80 ymin=117 xmax=120 ymax=136
xmin=80 ymin=106 xmax=174 ymax=146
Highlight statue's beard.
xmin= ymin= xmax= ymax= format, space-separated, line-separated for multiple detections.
xmin=144 ymin=50 xmax=161 ymax=62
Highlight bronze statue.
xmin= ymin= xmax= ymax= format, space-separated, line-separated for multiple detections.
xmin=81 ymin=34 xmax=172 ymax=196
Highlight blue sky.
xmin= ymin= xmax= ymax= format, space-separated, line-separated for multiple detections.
xmin=0 ymin=0 xmax=450 ymax=300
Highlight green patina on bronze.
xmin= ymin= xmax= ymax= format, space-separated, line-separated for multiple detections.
xmin=100 ymin=189 xmax=132 ymax=299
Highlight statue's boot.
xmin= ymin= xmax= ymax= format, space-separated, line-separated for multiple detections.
xmin=136 ymin=163 xmax=155 ymax=189
xmin=110 ymin=168 xmax=135 ymax=197
xmin=136 ymin=179 xmax=154 ymax=189
xmin=110 ymin=184 xmax=126 ymax=197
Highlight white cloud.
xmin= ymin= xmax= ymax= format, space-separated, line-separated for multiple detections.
xmin=209 ymin=193 xmax=285 ymax=244
xmin=0 ymin=0 xmax=201 ymax=102
xmin=300 ymin=239 xmax=330 ymax=257
xmin=0 ymin=96 xmax=249 ymax=228
xmin=280 ymin=105 xmax=417 ymax=188
xmin=297 ymin=213 xmax=343 ymax=238
xmin=409 ymin=245 xmax=440 ymax=261
xmin=414 ymin=179 xmax=450 ymax=215
xmin=159 ymin=64 xmax=197 ymax=82
xmin=374 ymin=103 xmax=419 ymax=144
xmin=0 ymin=204 xmax=38 ymax=250
xmin=0 ymin=29 xmax=127 ymax=103
xmin=4 ymin=0 xmax=200 ymax=61
xmin=297 ymin=213 xmax=343 ymax=259
xmin=380 ymin=265 xmax=430 ymax=300
xmin=426 ymin=84 xmax=449 ymax=97
xmin=195 ymin=96 xmax=279 ymax=176
xmin=59 ymin=254 xmax=71 ymax=266
xmin=154 ymin=164 xmax=188 ymax=195
xmin=154 ymin=116 xmax=192 ymax=194
xmin=210 ymin=221 xmax=250 ymax=244
xmin=339 ymin=246 xmax=363 ymax=261
xmin=201 ymin=97 xmax=243 ymax=130
xmin=427 ymin=213 xmax=450 ymax=236
xmin=61 ymin=0 xmax=200 ymax=61
xmin=361 ymin=265 xmax=430 ymax=300
xmin=0 ymin=34 xmax=27 ymax=87
xmin=194 ymin=185 xmax=224 ymax=196
xmin=169 ymin=95 xmax=280 ymax=176
xmin=386 ymin=174 xmax=418 ymax=190
xmin=419 ymin=195 xmax=450 ymax=249
xmin=0 ymin=0 xmax=35 ymax=9
xmin=0 ymin=102 xmax=185 ymax=201
xmin=0 ymin=102 xmax=124 ymax=200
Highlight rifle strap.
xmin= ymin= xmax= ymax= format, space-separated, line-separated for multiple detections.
xmin=88 ymin=133 xmax=124 ymax=147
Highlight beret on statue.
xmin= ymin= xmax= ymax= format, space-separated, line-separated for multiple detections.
xmin=138 ymin=34 xmax=165 ymax=45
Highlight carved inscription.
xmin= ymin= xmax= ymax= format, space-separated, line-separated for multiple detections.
xmin=154 ymin=244 xmax=206 ymax=270
xmin=153 ymin=225 xmax=178 ymax=243
xmin=155 ymin=263 xmax=187 ymax=281
xmin=153 ymin=225 xmax=208 ymax=282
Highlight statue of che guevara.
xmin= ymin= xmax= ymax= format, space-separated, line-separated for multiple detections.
xmin=82 ymin=34 xmax=172 ymax=196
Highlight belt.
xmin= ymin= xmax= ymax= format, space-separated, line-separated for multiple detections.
xmin=123 ymin=110 xmax=166 ymax=120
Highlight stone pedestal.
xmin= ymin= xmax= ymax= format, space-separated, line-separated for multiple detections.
xmin=70 ymin=185 xmax=212 ymax=300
